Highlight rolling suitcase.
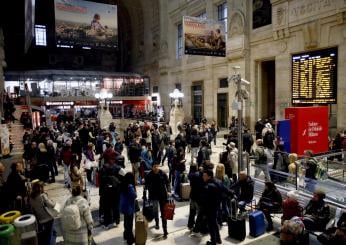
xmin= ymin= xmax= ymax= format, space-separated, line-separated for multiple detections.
xmin=228 ymin=199 xmax=246 ymax=241
xmin=180 ymin=183 xmax=191 ymax=200
xmin=249 ymin=210 xmax=266 ymax=237
xmin=135 ymin=213 xmax=148 ymax=245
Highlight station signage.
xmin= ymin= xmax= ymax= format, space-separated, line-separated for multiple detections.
xmin=46 ymin=101 xmax=74 ymax=106
xmin=291 ymin=47 xmax=337 ymax=104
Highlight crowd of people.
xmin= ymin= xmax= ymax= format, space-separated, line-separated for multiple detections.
xmin=0 ymin=115 xmax=344 ymax=245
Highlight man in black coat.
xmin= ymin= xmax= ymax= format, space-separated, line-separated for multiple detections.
xmin=231 ymin=171 xmax=254 ymax=213
xmin=145 ymin=162 xmax=171 ymax=238
xmin=201 ymin=169 xmax=222 ymax=245
xmin=128 ymin=137 xmax=142 ymax=185
xmin=187 ymin=164 xmax=204 ymax=231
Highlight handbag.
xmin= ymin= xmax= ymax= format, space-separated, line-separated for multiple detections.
xmin=44 ymin=202 xmax=61 ymax=218
xmin=163 ymin=198 xmax=175 ymax=220
xmin=142 ymin=190 xmax=155 ymax=222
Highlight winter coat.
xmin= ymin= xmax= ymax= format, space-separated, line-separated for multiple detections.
xmin=120 ymin=185 xmax=137 ymax=215
xmin=231 ymin=176 xmax=254 ymax=203
xmin=145 ymin=170 xmax=170 ymax=201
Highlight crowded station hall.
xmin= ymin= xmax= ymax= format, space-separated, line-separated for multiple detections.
xmin=0 ymin=0 xmax=345 ymax=244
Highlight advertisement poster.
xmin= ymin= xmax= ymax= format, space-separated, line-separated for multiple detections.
xmin=285 ymin=106 xmax=328 ymax=155
xmin=54 ymin=0 xmax=118 ymax=48
xmin=0 ymin=124 xmax=10 ymax=156
xmin=183 ymin=16 xmax=226 ymax=57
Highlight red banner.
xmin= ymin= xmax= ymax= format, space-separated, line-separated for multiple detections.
xmin=285 ymin=106 xmax=328 ymax=155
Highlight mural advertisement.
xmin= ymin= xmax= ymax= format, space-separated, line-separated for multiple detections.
xmin=183 ymin=16 xmax=226 ymax=57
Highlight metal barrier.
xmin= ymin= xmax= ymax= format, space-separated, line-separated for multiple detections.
xmin=248 ymin=155 xmax=346 ymax=207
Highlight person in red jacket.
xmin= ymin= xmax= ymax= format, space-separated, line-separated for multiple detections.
xmin=102 ymin=143 xmax=117 ymax=165
xmin=282 ymin=190 xmax=302 ymax=224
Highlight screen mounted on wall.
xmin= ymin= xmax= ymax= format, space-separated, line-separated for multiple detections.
xmin=54 ymin=0 xmax=118 ymax=49
xmin=291 ymin=47 xmax=337 ymax=104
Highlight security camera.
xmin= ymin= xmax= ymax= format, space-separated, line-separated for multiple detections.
xmin=241 ymin=78 xmax=250 ymax=85
xmin=232 ymin=66 xmax=240 ymax=73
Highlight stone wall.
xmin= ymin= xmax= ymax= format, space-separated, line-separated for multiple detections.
xmin=158 ymin=0 xmax=346 ymax=132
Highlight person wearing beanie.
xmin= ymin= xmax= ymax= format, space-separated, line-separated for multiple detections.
xmin=282 ymin=190 xmax=302 ymax=224
xmin=303 ymin=189 xmax=330 ymax=231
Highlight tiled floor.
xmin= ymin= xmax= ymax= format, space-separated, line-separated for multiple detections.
xmin=48 ymin=136 xmax=281 ymax=244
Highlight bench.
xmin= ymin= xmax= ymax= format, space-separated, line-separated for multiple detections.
xmin=253 ymin=178 xmax=343 ymax=238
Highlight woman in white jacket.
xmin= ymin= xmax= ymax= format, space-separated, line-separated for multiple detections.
xmin=62 ymin=185 xmax=93 ymax=245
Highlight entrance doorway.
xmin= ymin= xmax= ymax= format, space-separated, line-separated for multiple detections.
xmin=192 ymin=83 xmax=203 ymax=124
xmin=217 ymin=93 xmax=228 ymax=128
xmin=261 ymin=60 xmax=275 ymax=119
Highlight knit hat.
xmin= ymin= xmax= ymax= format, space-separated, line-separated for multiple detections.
xmin=287 ymin=190 xmax=298 ymax=200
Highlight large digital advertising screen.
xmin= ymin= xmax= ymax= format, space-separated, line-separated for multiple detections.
xmin=183 ymin=16 xmax=226 ymax=57
xmin=291 ymin=47 xmax=337 ymax=104
xmin=54 ymin=0 xmax=118 ymax=49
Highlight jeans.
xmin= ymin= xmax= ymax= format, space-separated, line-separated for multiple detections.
xmin=188 ymin=200 xmax=200 ymax=229
xmin=123 ymin=213 xmax=134 ymax=243
xmin=63 ymin=164 xmax=70 ymax=186
xmin=174 ymin=170 xmax=182 ymax=197
xmin=254 ymin=164 xmax=271 ymax=181
xmin=38 ymin=219 xmax=54 ymax=245
xmin=217 ymin=198 xmax=230 ymax=224
xmin=152 ymin=200 xmax=168 ymax=234
xmin=206 ymin=210 xmax=221 ymax=244
xmin=305 ymin=178 xmax=316 ymax=193
xmin=131 ymin=162 xmax=140 ymax=185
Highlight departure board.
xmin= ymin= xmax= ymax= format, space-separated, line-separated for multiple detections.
xmin=291 ymin=47 xmax=337 ymax=104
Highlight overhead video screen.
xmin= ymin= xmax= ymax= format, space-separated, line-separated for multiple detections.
xmin=291 ymin=47 xmax=337 ymax=104
xmin=54 ymin=0 xmax=118 ymax=49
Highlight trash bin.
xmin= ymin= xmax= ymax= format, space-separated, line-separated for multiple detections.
xmin=0 ymin=211 xmax=21 ymax=224
xmin=0 ymin=224 xmax=15 ymax=245
xmin=14 ymin=214 xmax=38 ymax=245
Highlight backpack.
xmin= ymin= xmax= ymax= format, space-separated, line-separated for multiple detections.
xmin=166 ymin=146 xmax=176 ymax=160
xmin=162 ymin=132 xmax=170 ymax=145
xmin=315 ymin=161 xmax=328 ymax=180
xmin=106 ymin=175 xmax=120 ymax=193
xmin=263 ymin=131 xmax=275 ymax=147
xmin=61 ymin=197 xmax=83 ymax=231
xmin=255 ymin=147 xmax=267 ymax=165
xmin=102 ymin=167 xmax=121 ymax=194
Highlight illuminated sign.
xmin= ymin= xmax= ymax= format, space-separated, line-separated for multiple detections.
xmin=54 ymin=0 xmax=118 ymax=49
xmin=110 ymin=100 xmax=123 ymax=104
xmin=291 ymin=47 xmax=337 ymax=104
xmin=46 ymin=101 xmax=74 ymax=106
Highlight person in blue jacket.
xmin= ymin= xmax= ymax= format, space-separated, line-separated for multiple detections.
xmin=120 ymin=172 xmax=137 ymax=245
xmin=141 ymin=139 xmax=153 ymax=171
